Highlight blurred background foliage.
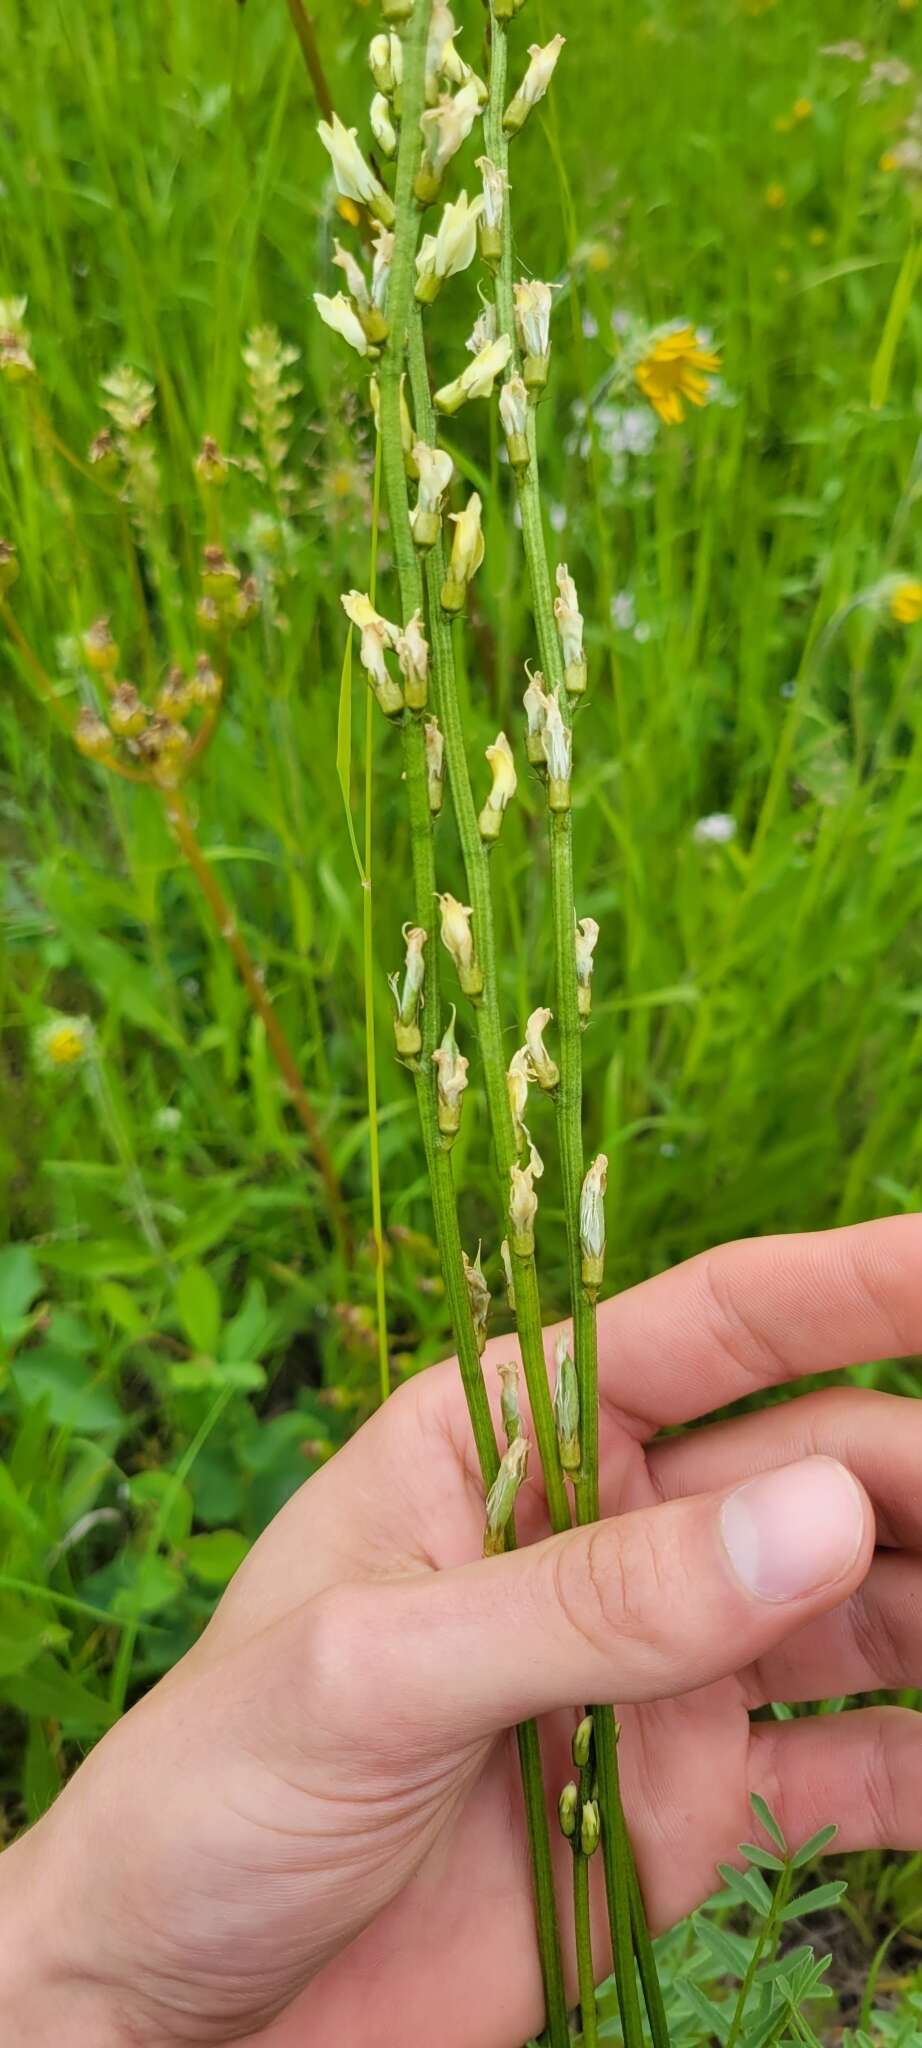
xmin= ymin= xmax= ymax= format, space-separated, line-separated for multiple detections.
xmin=3 ymin=0 xmax=922 ymax=2011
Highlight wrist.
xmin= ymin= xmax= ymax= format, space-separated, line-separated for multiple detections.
xmin=0 ymin=1820 xmax=140 ymax=2047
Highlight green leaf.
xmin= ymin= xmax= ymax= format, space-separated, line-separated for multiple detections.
xmin=779 ymin=1880 xmax=846 ymax=1921
xmin=23 ymin=1719 xmax=62 ymax=1822
xmin=678 ymin=1978 xmax=731 ymax=2041
xmin=740 ymin=1843 xmax=786 ymax=1873
xmin=336 ymin=627 xmax=365 ymax=883
xmin=176 ymin=1264 xmax=221 ymax=1356
xmin=718 ymin=1862 xmax=774 ymax=1915
xmin=3 ymin=1654 xmax=114 ymax=1735
xmin=791 ymin=1823 xmax=837 ymax=1867
xmin=220 ymin=1278 xmax=274 ymax=1363
xmin=97 ymin=1280 xmax=149 ymax=1337
xmin=0 ymin=1245 xmax=41 ymax=1336
xmin=183 ymin=1528 xmax=250 ymax=1587
xmin=12 ymin=1349 xmax=124 ymax=1434
xmin=750 ymin=1794 xmax=788 ymax=1854
xmin=693 ymin=1913 xmax=755 ymax=1977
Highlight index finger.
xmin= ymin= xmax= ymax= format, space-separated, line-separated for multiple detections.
xmin=599 ymin=1214 xmax=922 ymax=1431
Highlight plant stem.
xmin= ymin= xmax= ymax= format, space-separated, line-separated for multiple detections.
xmin=282 ymin=0 xmax=335 ymax=123
xmin=376 ymin=13 xmax=568 ymax=2043
xmin=165 ymin=786 xmax=349 ymax=1253
xmin=483 ymin=11 xmax=667 ymax=2045
xmin=406 ymin=306 xmax=571 ymax=1540
xmin=725 ymin=1863 xmax=793 ymax=2048
xmin=573 ymin=1757 xmax=600 ymax=2048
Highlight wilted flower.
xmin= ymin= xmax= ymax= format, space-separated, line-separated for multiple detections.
xmin=504 ymin=36 xmax=566 ymax=134
xmin=74 ymin=706 xmax=114 ymax=762
xmin=508 ymin=1154 xmax=539 ymax=1254
xmin=441 ymin=491 xmax=486 ymax=613
xmin=388 ymin=923 xmax=428 ymax=1056
xmin=497 ymin=1358 xmax=522 ymax=1443
xmin=466 ymin=305 xmax=497 ymax=356
xmin=475 ymin=155 xmax=508 ymax=262
xmin=499 ymin=374 xmax=530 ymax=471
xmin=500 ymin=1237 xmax=516 ymax=1310
xmin=575 ymin=914 xmax=599 ymax=1020
xmin=514 ymin=279 xmax=555 ymax=389
xmin=525 ymin=1006 xmax=559 ymax=1091
xmin=554 ymin=1335 xmax=580 ymax=1472
xmin=341 ymin=590 xmax=403 ymax=716
xmin=424 ymin=716 xmax=444 ymax=814
xmin=506 ymin=1044 xmax=531 ymax=1151
xmin=395 ymin=610 xmax=430 ymax=709
xmin=542 ymin=685 xmax=572 ymax=809
xmin=82 ymin=618 xmax=119 ymax=673
xmin=523 ymin=667 xmax=551 ymax=764
xmin=478 ymin=731 xmax=517 ymax=841
xmin=634 ymin=324 xmax=721 ymax=425
xmin=554 ymin=563 xmax=586 ymax=694
xmin=432 ymin=1007 xmax=470 ymax=1142
xmin=483 ymin=1434 xmax=529 ymax=1555
xmin=438 ymin=892 xmax=482 ymax=995
xmin=579 ymin=1153 xmax=608 ymax=1295
xmin=109 ymin=682 xmax=147 ymax=737
xmin=462 ymin=1247 xmax=491 ymax=1355
xmin=417 ymin=81 xmax=482 ymax=201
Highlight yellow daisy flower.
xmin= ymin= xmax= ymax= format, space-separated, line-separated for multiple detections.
xmin=35 ymin=1015 xmax=93 ymax=1070
xmin=633 ymin=325 xmax=721 ymax=425
xmin=890 ymin=579 xmax=922 ymax=624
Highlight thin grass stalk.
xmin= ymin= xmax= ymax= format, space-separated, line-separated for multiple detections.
xmin=483 ymin=9 xmax=667 ymax=2043
xmin=373 ymin=10 xmax=568 ymax=2040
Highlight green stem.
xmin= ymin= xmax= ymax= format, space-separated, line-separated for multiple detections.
xmin=484 ymin=12 xmax=667 ymax=2045
xmin=407 ymin=306 xmax=571 ymax=1541
xmin=725 ymin=1863 xmax=793 ymax=2048
xmin=574 ymin=1756 xmax=600 ymax=2048
xmin=376 ymin=13 xmax=569 ymax=2044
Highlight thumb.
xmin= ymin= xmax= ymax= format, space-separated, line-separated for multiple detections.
xmin=359 ymin=1457 xmax=873 ymax=1747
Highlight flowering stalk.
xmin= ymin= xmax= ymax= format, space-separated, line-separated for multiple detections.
xmin=483 ymin=8 xmax=667 ymax=2044
xmin=367 ymin=10 xmax=569 ymax=2040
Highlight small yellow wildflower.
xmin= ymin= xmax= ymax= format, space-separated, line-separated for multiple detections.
xmin=808 ymin=226 xmax=828 ymax=248
xmin=765 ymin=182 xmax=787 ymax=210
xmin=890 ymin=579 xmax=922 ymax=625
xmin=793 ymin=98 xmax=813 ymax=121
xmin=633 ymin=325 xmax=721 ymax=425
xmin=880 ymin=150 xmax=898 ymax=172
xmin=35 ymin=1015 xmax=93 ymax=1070
xmin=898 ymin=0 xmax=917 ymax=14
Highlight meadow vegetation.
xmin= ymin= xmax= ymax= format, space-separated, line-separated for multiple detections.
xmin=4 ymin=0 xmax=922 ymax=2036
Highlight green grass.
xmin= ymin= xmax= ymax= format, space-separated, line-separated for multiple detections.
xmin=3 ymin=0 xmax=922 ymax=2031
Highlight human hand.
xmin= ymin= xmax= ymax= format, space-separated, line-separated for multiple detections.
xmin=5 ymin=1217 xmax=922 ymax=2048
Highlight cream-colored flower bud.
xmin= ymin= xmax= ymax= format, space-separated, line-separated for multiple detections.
xmin=368 ymin=31 xmax=401 ymax=97
xmin=554 ymin=1335 xmax=580 ymax=1472
xmin=424 ymin=716 xmax=444 ymax=814
xmin=478 ymin=730 xmax=517 ymax=841
xmin=554 ymin=562 xmax=586 ymax=694
xmin=508 ymin=1156 xmax=539 ymax=1255
xmin=579 ymin=1153 xmax=608 ymax=1296
xmin=395 ymin=609 xmax=429 ymax=711
xmin=331 ymin=238 xmax=369 ymax=310
xmin=523 ymin=667 xmax=551 ymax=765
xmin=525 ymin=1006 xmax=559 ymax=1091
xmin=542 ymin=685 xmax=572 ymax=810
xmin=341 ymin=590 xmax=403 ymax=717
xmin=475 ymin=154 xmax=508 ymax=263
xmin=417 ymin=81 xmax=482 ymax=202
xmin=575 ymin=914 xmax=600 ymax=1019
xmin=434 ymin=333 xmax=513 ymax=416
xmin=432 ymin=1007 xmax=470 ymax=1144
xmin=559 ymin=1781 xmax=579 ymax=1839
xmin=483 ymin=1433 xmax=529 ymax=1555
xmin=506 ymin=1045 xmax=531 ymax=1152
xmin=462 ymin=1246 xmax=491 ymax=1355
xmin=365 ymin=229 xmax=394 ymax=341
xmin=500 ymin=1237 xmax=516 ymax=1310
xmin=580 ymin=1799 xmax=601 ymax=1858
xmin=438 ymin=892 xmax=482 ymax=996
xmin=499 ymin=374 xmax=530 ymax=472
xmin=410 ymin=441 xmax=453 ymax=549
xmin=497 ymin=1358 xmax=522 ymax=1445
xmin=317 ymin=112 xmax=394 ymax=225
xmin=504 ymin=35 xmax=566 ymax=135
xmin=572 ymin=1714 xmax=593 ymax=1770
xmin=514 ymin=278 xmax=555 ymax=391
xmin=314 ymin=291 xmax=371 ymax=359
xmin=441 ymin=490 xmax=486 ymax=614
xmin=467 ymin=304 xmax=497 ymax=357
xmin=388 ymin=923 xmax=427 ymax=1057
xmin=370 ymin=93 xmax=397 ymax=159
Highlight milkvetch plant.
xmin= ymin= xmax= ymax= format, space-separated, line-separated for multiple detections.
xmin=317 ymin=2 xmax=689 ymax=2041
